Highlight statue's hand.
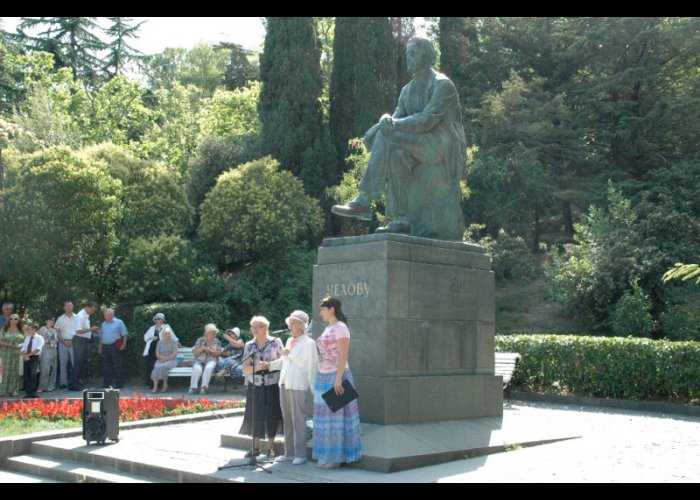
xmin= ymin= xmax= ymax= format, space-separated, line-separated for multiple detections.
xmin=379 ymin=114 xmax=394 ymax=133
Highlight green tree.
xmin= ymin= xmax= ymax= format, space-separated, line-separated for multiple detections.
xmin=14 ymin=17 xmax=107 ymax=86
xmin=259 ymin=17 xmax=336 ymax=196
xmin=119 ymin=235 xmax=223 ymax=304
xmin=137 ymin=82 xmax=204 ymax=174
xmin=103 ymin=17 xmax=143 ymax=78
xmin=187 ymin=82 xmax=262 ymax=214
xmin=186 ymin=134 xmax=261 ymax=218
xmin=546 ymin=183 xmax=700 ymax=334
xmin=197 ymin=156 xmax=323 ymax=268
xmin=13 ymin=78 xmax=84 ymax=148
xmin=218 ymin=42 xmax=259 ymax=90
xmin=0 ymin=147 xmax=122 ymax=311
xmin=140 ymin=47 xmax=186 ymax=90
xmin=80 ymin=143 xmax=193 ymax=240
xmin=85 ymin=75 xmax=154 ymax=145
xmin=390 ymin=17 xmax=415 ymax=92
xmin=180 ymin=43 xmax=231 ymax=95
xmin=329 ymin=17 xmax=396 ymax=177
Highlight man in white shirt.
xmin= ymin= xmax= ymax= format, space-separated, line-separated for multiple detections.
xmin=54 ymin=301 xmax=79 ymax=389
xmin=69 ymin=302 xmax=99 ymax=391
xmin=21 ymin=322 xmax=45 ymax=398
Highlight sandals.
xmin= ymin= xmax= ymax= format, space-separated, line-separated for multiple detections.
xmin=244 ymin=448 xmax=261 ymax=458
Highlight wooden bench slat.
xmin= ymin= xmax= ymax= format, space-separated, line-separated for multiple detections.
xmin=495 ymin=352 xmax=521 ymax=395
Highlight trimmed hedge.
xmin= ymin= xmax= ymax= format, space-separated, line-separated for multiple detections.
xmin=126 ymin=303 xmax=233 ymax=379
xmin=496 ymin=334 xmax=700 ymax=400
xmin=132 ymin=303 xmax=233 ymax=347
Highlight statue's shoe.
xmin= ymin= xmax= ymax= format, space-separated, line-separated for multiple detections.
xmin=331 ymin=201 xmax=373 ymax=220
xmin=375 ymin=220 xmax=411 ymax=234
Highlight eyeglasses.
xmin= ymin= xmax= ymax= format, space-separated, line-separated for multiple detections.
xmin=10 ymin=318 xmax=19 ymax=321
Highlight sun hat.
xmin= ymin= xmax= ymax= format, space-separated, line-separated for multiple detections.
xmin=225 ymin=327 xmax=241 ymax=338
xmin=285 ymin=310 xmax=309 ymax=330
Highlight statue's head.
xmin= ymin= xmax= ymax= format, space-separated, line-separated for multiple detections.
xmin=406 ymin=36 xmax=435 ymax=74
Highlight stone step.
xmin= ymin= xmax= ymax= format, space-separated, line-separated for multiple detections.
xmin=0 ymin=469 xmax=62 ymax=483
xmin=5 ymin=454 xmax=166 ymax=483
xmin=220 ymin=433 xmax=286 ymax=456
xmin=28 ymin=440 xmax=233 ymax=483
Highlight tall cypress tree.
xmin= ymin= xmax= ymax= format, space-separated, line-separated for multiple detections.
xmin=391 ymin=17 xmax=415 ymax=92
xmin=259 ymin=17 xmax=335 ymax=197
xmin=329 ymin=17 xmax=396 ymax=178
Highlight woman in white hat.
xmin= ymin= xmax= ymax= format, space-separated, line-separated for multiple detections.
xmin=270 ymin=310 xmax=318 ymax=465
xmin=188 ymin=323 xmax=222 ymax=395
xmin=214 ymin=327 xmax=245 ymax=382
xmin=142 ymin=313 xmax=177 ymax=387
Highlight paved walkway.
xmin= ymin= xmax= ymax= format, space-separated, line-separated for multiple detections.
xmin=9 ymin=399 xmax=699 ymax=482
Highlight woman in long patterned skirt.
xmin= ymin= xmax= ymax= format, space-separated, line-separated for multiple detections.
xmin=312 ymin=296 xmax=362 ymax=468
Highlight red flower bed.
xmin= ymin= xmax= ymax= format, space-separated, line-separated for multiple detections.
xmin=0 ymin=394 xmax=243 ymax=423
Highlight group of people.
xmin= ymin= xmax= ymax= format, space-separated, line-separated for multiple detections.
xmin=0 ymin=294 xmax=363 ymax=468
xmin=0 ymin=301 xmax=127 ymax=397
xmin=235 ymin=295 xmax=362 ymax=468
xmin=142 ymin=313 xmax=244 ymax=394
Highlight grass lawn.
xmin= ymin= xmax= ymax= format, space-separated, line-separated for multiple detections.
xmin=0 ymin=419 xmax=80 ymax=437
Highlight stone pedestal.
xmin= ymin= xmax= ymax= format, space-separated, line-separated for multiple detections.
xmin=312 ymin=233 xmax=502 ymax=425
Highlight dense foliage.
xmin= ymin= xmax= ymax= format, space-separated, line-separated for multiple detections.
xmin=197 ymin=156 xmax=323 ymax=268
xmin=1 ymin=17 xmax=698 ymax=343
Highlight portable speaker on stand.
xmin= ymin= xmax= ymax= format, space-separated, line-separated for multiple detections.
xmin=83 ymin=388 xmax=120 ymax=445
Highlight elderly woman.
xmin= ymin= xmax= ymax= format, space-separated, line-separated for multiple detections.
xmin=270 ymin=310 xmax=318 ymax=465
xmin=151 ymin=328 xmax=178 ymax=393
xmin=188 ymin=323 xmax=222 ymax=395
xmin=214 ymin=327 xmax=245 ymax=382
xmin=0 ymin=314 xmax=25 ymax=397
xmin=142 ymin=313 xmax=178 ymax=387
xmin=239 ymin=316 xmax=284 ymax=458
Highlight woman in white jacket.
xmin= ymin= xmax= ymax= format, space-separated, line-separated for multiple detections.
xmin=270 ymin=310 xmax=318 ymax=465
xmin=142 ymin=313 xmax=178 ymax=386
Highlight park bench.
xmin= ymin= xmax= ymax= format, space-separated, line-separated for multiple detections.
xmin=169 ymin=347 xmax=245 ymax=391
xmin=495 ymin=352 xmax=521 ymax=398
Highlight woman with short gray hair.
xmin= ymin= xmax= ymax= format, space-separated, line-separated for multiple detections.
xmin=239 ymin=315 xmax=284 ymax=458
xmin=151 ymin=328 xmax=178 ymax=393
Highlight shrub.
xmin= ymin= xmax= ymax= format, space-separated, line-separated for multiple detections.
xmin=472 ymin=227 xmax=537 ymax=281
xmin=496 ymin=334 xmax=700 ymax=400
xmin=609 ymin=280 xmax=656 ymax=338
xmin=119 ymin=235 xmax=224 ymax=304
xmin=197 ymin=156 xmax=323 ymax=268
xmin=660 ymin=305 xmax=700 ymax=342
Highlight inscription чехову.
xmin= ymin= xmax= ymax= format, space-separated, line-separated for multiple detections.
xmin=326 ymin=282 xmax=370 ymax=297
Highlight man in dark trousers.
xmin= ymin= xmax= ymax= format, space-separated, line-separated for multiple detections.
xmin=21 ymin=322 xmax=44 ymax=398
xmin=98 ymin=308 xmax=128 ymax=388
